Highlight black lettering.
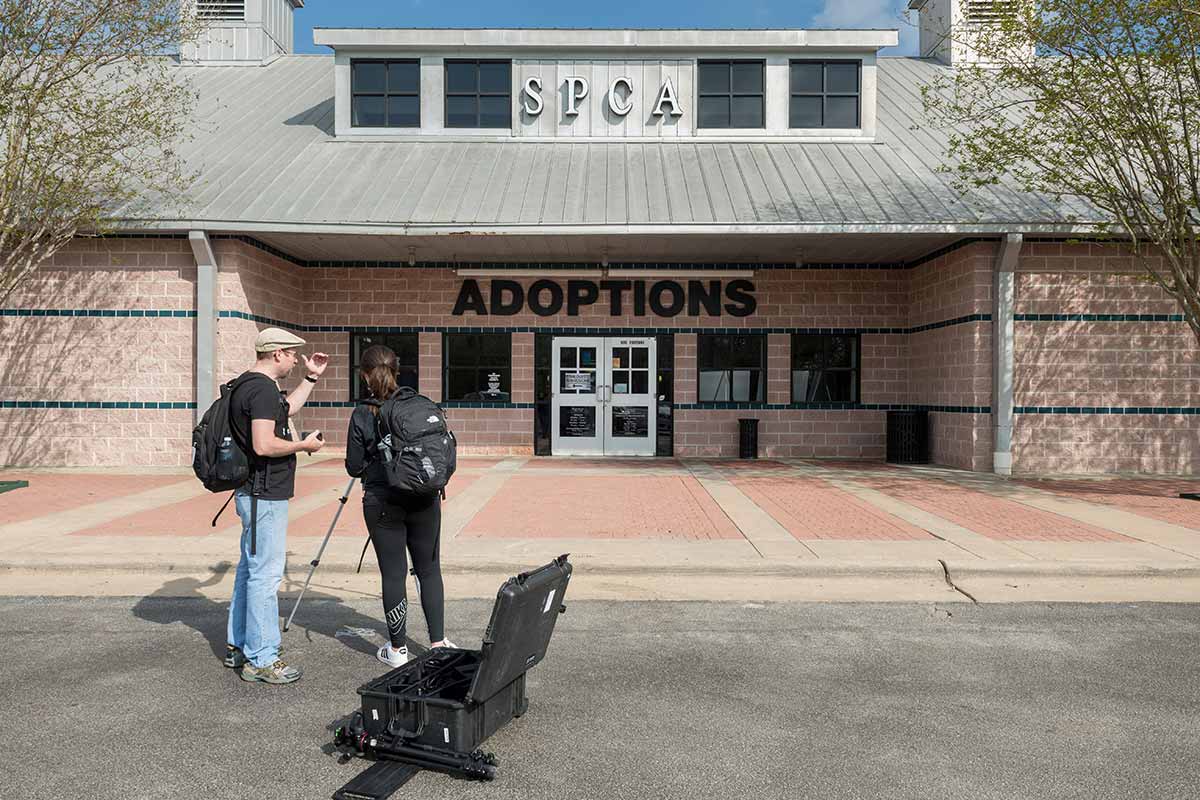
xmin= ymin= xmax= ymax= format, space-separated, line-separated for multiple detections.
xmin=687 ymin=280 xmax=722 ymax=316
xmin=566 ymin=280 xmax=600 ymax=316
xmin=489 ymin=280 xmax=524 ymax=316
xmin=724 ymin=279 xmax=757 ymax=318
xmin=649 ymin=280 xmax=685 ymax=317
xmin=633 ymin=280 xmax=647 ymax=316
xmin=600 ymin=280 xmax=632 ymax=316
xmin=528 ymin=279 xmax=564 ymax=316
xmin=452 ymin=280 xmax=488 ymax=316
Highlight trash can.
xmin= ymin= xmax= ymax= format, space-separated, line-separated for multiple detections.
xmin=738 ymin=418 xmax=759 ymax=459
xmin=886 ymin=409 xmax=930 ymax=464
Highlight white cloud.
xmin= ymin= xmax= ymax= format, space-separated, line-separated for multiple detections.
xmin=812 ymin=0 xmax=919 ymax=56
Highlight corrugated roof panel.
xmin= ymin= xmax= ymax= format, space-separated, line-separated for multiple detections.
xmin=139 ymin=55 xmax=1112 ymax=230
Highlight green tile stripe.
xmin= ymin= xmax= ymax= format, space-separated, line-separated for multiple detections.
xmin=0 ymin=309 xmax=194 ymax=318
xmin=0 ymin=401 xmax=195 ymax=409
xmin=1015 ymin=313 xmax=1186 ymax=322
xmin=0 ymin=481 xmax=28 ymax=495
xmin=675 ymin=403 xmax=991 ymax=413
xmin=1015 ymin=406 xmax=1200 ymax=415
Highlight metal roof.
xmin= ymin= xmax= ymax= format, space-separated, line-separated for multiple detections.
xmin=133 ymin=55 xmax=1100 ymax=237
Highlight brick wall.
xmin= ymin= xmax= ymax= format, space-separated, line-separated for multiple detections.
xmin=1013 ymin=241 xmax=1200 ymax=474
xmin=908 ymin=242 xmax=994 ymax=471
xmin=13 ymin=236 xmax=1193 ymax=474
xmin=0 ymin=237 xmax=196 ymax=467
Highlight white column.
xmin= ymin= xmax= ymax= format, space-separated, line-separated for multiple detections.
xmin=992 ymin=233 xmax=1022 ymax=475
xmin=190 ymin=230 xmax=218 ymax=424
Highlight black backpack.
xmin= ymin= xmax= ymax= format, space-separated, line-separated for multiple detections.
xmin=377 ymin=387 xmax=457 ymax=497
xmin=192 ymin=373 xmax=267 ymax=493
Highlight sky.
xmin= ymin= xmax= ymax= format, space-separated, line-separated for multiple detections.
xmin=291 ymin=0 xmax=920 ymax=56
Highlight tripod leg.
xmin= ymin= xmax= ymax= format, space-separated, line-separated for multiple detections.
xmin=283 ymin=477 xmax=357 ymax=632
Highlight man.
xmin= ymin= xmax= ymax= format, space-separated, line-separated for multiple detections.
xmin=225 ymin=327 xmax=327 ymax=684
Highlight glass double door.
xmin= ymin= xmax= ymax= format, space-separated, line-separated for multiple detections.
xmin=552 ymin=337 xmax=656 ymax=456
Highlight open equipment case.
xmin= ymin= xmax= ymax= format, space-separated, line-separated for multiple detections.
xmin=332 ymin=555 xmax=572 ymax=799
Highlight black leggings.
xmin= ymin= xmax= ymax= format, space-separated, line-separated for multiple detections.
xmin=363 ymin=492 xmax=444 ymax=649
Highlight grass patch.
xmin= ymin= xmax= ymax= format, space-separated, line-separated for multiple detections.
xmin=0 ymin=480 xmax=29 ymax=495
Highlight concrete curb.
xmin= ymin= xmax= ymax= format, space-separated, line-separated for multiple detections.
xmin=4 ymin=556 xmax=1200 ymax=580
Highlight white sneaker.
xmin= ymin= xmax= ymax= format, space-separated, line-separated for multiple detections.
xmin=376 ymin=644 xmax=409 ymax=668
xmin=434 ymin=639 xmax=459 ymax=649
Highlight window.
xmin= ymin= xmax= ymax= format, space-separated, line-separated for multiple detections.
xmin=351 ymin=60 xmax=420 ymax=128
xmin=697 ymin=60 xmax=765 ymax=129
xmin=445 ymin=60 xmax=512 ymax=128
xmin=791 ymin=334 xmax=859 ymax=403
xmin=698 ymin=334 xmax=766 ymax=403
xmin=351 ymin=333 xmax=419 ymax=400
xmin=444 ymin=333 xmax=512 ymax=402
xmin=790 ymin=60 xmax=861 ymax=129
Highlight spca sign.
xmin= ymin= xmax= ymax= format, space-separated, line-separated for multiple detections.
xmin=520 ymin=75 xmax=683 ymax=119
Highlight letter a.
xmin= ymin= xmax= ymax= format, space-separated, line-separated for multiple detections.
xmin=653 ymin=77 xmax=683 ymax=118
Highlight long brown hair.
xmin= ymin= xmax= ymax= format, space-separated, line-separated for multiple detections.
xmin=360 ymin=345 xmax=398 ymax=414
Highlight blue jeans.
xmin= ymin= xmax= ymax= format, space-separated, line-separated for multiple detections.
xmin=227 ymin=494 xmax=288 ymax=668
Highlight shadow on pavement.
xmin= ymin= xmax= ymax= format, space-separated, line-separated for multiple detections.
xmin=131 ymin=562 xmax=428 ymax=663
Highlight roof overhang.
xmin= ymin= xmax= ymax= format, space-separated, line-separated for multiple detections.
xmin=312 ymin=28 xmax=900 ymax=52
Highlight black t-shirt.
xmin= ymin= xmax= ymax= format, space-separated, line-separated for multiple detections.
xmin=229 ymin=372 xmax=296 ymax=500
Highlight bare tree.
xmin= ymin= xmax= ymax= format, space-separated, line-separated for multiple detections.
xmin=0 ymin=0 xmax=200 ymax=303
xmin=917 ymin=0 xmax=1200 ymax=345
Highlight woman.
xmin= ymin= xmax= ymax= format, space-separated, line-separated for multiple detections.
xmin=346 ymin=344 xmax=455 ymax=667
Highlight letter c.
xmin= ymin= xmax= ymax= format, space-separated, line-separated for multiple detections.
xmin=608 ymin=77 xmax=633 ymax=116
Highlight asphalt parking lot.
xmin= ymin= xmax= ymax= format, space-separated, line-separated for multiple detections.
xmin=1 ymin=596 xmax=1197 ymax=800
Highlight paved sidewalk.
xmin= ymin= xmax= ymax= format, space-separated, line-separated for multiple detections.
xmin=2 ymin=455 xmax=1199 ymax=602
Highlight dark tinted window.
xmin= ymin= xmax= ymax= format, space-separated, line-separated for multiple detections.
xmin=698 ymin=334 xmax=766 ymax=403
xmin=789 ymin=60 xmax=861 ymax=129
xmin=350 ymin=333 xmax=419 ymax=400
xmin=698 ymin=60 xmax=765 ymax=129
xmin=444 ymin=333 xmax=512 ymax=401
xmin=444 ymin=60 xmax=512 ymax=129
xmin=352 ymin=59 xmax=420 ymax=128
xmin=791 ymin=334 xmax=859 ymax=402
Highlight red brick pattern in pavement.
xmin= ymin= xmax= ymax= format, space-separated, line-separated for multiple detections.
xmin=288 ymin=473 xmax=484 ymax=537
xmin=857 ymin=475 xmax=1131 ymax=542
xmin=71 ymin=471 xmax=355 ymax=537
xmin=732 ymin=477 xmax=934 ymax=541
xmin=1015 ymin=478 xmax=1200 ymax=531
xmin=0 ymin=473 xmax=189 ymax=525
xmin=461 ymin=474 xmax=743 ymax=539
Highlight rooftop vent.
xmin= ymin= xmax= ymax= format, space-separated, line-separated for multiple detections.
xmin=196 ymin=1 xmax=245 ymax=21
xmin=965 ymin=0 xmax=1018 ymax=25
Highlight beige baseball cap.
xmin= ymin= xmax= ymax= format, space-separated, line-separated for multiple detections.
xmin=254 ymin=327 xmax=306 ymax=353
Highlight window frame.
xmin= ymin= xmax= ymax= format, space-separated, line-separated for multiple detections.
xmin=788 ymin=59 xmax=862 ymax=130
xmin=696 ymin=59 xmax=766 ymax=130
xmin=349 ymin=332 xmax=420 ymax=401
xmin=790 ymin=333 xmax=861 ymax=404
xmin=350 ymin=58 xmax=422 ymax=129
xmin=442 ymin=332 xmax=514 ymax=403
xmin=696 ymin=333 xmax=768 ymax=405
xmin=444 ymin=59 xmax=513 ymax=129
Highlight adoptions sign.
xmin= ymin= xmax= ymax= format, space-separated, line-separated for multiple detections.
xmin=452 ymin=278 xmax=757 ymax=318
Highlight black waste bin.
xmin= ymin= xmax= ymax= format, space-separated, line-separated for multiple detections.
xmin=886 ymin=409 xmax=930 ymax=464
xmin=738 ymin=418 xmax=759 ymax=459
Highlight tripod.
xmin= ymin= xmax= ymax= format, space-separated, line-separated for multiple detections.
xmin=283 ymin=476 xmax=358 ymax=632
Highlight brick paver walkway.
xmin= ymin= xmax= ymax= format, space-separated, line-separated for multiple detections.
xmin=732 ymin=477 xmax=933 ymax=541
xmin=856 ymin=474 xmax=1131 ymax=542
xmin=461 ymin=473 xmax=742 ymax=539
xmin=3 ymin=458 xmax=1198 ymax=564
xmin=1016 ymin=477 xmax=1200 ymax=530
